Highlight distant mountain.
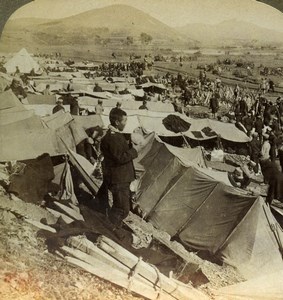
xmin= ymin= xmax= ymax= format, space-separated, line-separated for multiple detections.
xmin=1 ymin=5 xmax=197 ymax=49
xmin=5 ymin=18 xmax=52 ymax=28
xmin=177 ymin=20 xmax=283 ymax=46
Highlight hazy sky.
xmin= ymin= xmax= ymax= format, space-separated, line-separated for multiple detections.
xmin=10 ymin=0 xmax=283 ymax=31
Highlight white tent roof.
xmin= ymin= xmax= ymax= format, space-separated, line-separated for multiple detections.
xmin=4 ymin=48 xmax=40 ymax=74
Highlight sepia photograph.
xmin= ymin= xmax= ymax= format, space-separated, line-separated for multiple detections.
xmin=0 ymin=0 xmax=283 ymax=299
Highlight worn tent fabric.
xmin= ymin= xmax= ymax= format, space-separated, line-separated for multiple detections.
xmin=0 ymin=74 xmax=11 ymax=92
xmin=70 ymin=62 xmax=98 ymax=69
xmin=135 ymin=136 xmax=283 ymax=278
xmin=103 ymin=109 xmax=170 ymax=118
xmin=53 ymin=163 xmax=65 ymax=187
xmin=164 ymin=144 xmax=206 ymax=168
xmin=0 ymin=111 xmax=82 ymax=161
xmin=69 ymin=149 xmax=95 ymax=177
xmin=176 ymin=180 xmax=256 ymax=253
xmin=135 ymin=137 xmax=207 ymax=215
xmin=42 ymin=112 xmax=76 ymax=150
xmin=219 ymin=198 xmax=283 ymax=279
xmin=147 ymin=101 xmax=174 ymax=113
xmin=27 ymin=94 xmax=57 ymax=105
xmin=79 ymin=96 xmax=131 ymax=109
xmin=139 ymin=115 xmax=181 ymax=136
xmin=137 ymin=114 xmax=251 ymax=142
xmin=216 ymin=270 xmax=283 ymax=300
xmin=58 ymin=160 xmax=78 ymax=205
xmin=206 ymin=161 xmax=236 ymax=173
xmin=128 ymin=88 xmax=144 ymax=98
xmin=90 ymin=82 xmax=135 ymax=92
xmin=199 ymin=167 xmax=232 ymax=186
xmin=138 ymin=82 xmax=167 ymax=90
xmin=0 ymin=90 xmax=26 ymax=110
xmin=137 ymin=155 xmax=185 ymax=217
xmin=42 ymin=111 xmax=73 ymax=130
xmin=42 ymin=111 xmax=87 ymax=146
xmin=35 ymin=82 xmax=64 ymax=93
xmin=147 ymin=168 xmax=256 ymax=253
xmin=0 ymin=115 xmax=45 ymax=133
xmin=186 ymin=118 xmax=251 ymax=143
xmin=133 ymin=132 xmax=156 ymax=163
xmin=0 ymin=128 xmax=61 ymax=161
xmin=65 ymin=148 xmax=99 ymax=195
xmin=138 ymin=113 xmax=191 ymax=136
xmin=72 ymin=115 xmax=104 ymax=130
xmin=79 ymin=96 xmax=174 ymax=113
xmin=25 ymin=104 xmax=70 ymax=116
xmin=4 ymin=48 xmax=40 ymax=74
xmin=0 ymin=109 xmax=34 ymax=125
xmin=69 ymin=121 xmax=88 ymax=145
xmin=63 ymin=92 xmax=112 ymax=100
xmin=209 ymin=119 xmax=251 ymax=143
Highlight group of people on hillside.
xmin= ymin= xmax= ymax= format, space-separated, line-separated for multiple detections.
xmin=97 ymin=61 xmax=146 ymax=78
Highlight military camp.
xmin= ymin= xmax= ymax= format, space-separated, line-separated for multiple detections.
xmin=1 ymin=1 xmax=283 ymax=299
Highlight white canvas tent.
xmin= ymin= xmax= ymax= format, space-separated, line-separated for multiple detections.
xmin=4 ymin=48 xmax=41 ymax=74
xmin=216 ymin=270 xmax=283 ymax=300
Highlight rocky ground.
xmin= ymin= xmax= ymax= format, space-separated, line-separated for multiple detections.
xmin=0 ymin=188 xmax=247 ymax=300
xmin=0 ymin=194 xmax=143 ymax=300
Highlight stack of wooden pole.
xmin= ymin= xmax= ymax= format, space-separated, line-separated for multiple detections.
xmin=62 ymin=235 xmax=209 ymax=300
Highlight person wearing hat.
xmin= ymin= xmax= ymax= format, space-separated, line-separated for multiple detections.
xmin=93 ymin=82 xmax=103 ymax=92
xmin=237 ymin=96 xmax=247 ymax=117
xmin=228 ymin=167 xmax=244 ymax=188
xmin=113 ymin=85 xmax=119 ymax=95
xmin=43 ymin=84 xmax=52 ymax=96
xmin=66 ymin=78 xmax=74 ymax=92
xmin=110 ymin=101 xmax=122 ymax=120
xmin=209 ymin=94 xmax=219 ymax=119
xmin=249 ymin=132 xmax=261 ymax=173
xmin=254 ymin=114 xmax=263 ymax=142
xmin=69 ymin=96 xmax=81 ymax=116
xmin=260 ymin=157 xmax=283 ymax=205
xmin=95 ymin=99 xmax=104 ymax=115
xmin=139 ymin=100 xmax=148 ymax=110
xmin=5 ymin=78 xmax=27 ymax=101
xmin=242 ymin=111 xmax=254 ymax=137
xmin=52 ymin=97 xmax=65 ymax=114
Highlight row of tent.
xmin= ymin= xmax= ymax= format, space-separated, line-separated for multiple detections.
xmin=134 ymin=134 xmax=283 ymax=284
xmin=3 ymin=48 xmax=168 ymax=94
xmin=0 ymin=90 xmax=88 ymax=161
xmin=20 ymin=92 xmax=250 ymax=143
xmin=0 ymin=90 xmax=250 ymax=159
xmin=1 ymin=89 xmax=283 ymax=298
xmin=25 ymin=93 xmax=173 ymax=113
xmin=3 ymin=49 xmax=170 ymax=105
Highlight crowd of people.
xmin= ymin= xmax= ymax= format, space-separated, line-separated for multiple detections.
xmin=4 ymin=54 xmax=283 ymax=225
